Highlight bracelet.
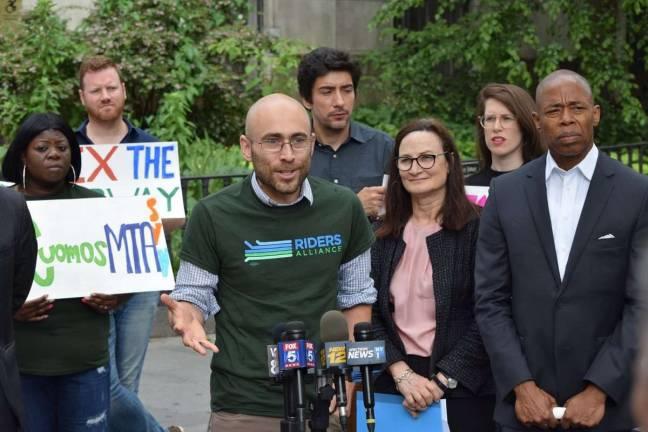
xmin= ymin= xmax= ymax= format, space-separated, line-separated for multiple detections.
xmin=394 ymin=368 xmax=414 ymax=385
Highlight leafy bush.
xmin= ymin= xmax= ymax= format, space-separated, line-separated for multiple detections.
xmin=363 ymin=0 xmax=648 ymax=155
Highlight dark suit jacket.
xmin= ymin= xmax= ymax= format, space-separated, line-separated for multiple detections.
xmin=372 ymin=217 xmax=494 ymax=396
xmin=475 ymin=153 xmax=648 ymax=430
xmin=0 ymin=188 xmax=37 ymax=432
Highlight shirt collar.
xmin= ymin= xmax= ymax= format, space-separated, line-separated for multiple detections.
xmin=545 ymin=144 xmax=599 ymax=181
xmin=250 ymin=172 xmax=314 ymax=207
xmin=316 ymin=121 xmax=366 ymax=149
xmin=76 ymin=118 xmax=136 ymax=144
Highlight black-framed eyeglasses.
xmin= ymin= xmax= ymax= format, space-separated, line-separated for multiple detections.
xmin=250 ymin=134 xmax=314 ymax=153
xmin=396 ymin=152 xmax=450 ymax=171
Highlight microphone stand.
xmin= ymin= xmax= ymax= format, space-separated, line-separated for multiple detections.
xmin=309 ymin=371 xmax=335 ymax=432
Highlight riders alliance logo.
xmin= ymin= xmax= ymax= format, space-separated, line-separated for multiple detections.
xmin=244 ymin=234 xmax=343 ymax=263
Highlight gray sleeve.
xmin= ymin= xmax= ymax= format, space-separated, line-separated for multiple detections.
xmin=337 ymin=248 xmax=377 ymax=308
xmin=170 ymin=260 xmax=220 ymax=321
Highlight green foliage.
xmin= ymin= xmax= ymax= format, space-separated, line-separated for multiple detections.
xmin=365 ymin=0 xmax=648 ymax=155
xmin=0 ymin=0 xmax=85 ymax=141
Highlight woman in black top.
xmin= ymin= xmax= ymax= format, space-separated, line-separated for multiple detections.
xmin=2 ymin=112 xmax=121 ymax=432
xmin=372 ymin=118 xmax=495 ymax=431
xmin=466 ymin=83 xmax=544 ymax=186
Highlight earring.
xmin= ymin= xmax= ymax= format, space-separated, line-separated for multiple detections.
xmin=22 ymin=165 xmax=26 ymax=190
xmin=70 ymin=165 xmax=77 ymax=184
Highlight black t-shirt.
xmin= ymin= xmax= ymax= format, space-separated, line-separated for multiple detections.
xmin=465 ymin=167 xmax=513 ymax=187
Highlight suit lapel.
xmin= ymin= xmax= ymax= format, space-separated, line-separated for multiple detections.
xmin=524 ymin=158 xmax=561 ymax=287
xmin=560 ymin=155 xmax=615 ymax=292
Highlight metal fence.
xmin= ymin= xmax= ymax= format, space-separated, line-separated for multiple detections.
xmin=166 ymin=142 xmax=646 ymax=258
xmin=180 ymin=142 xmax=648 ymax=205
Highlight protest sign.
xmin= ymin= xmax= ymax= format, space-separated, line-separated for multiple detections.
xmin=77 ymin=142 xmax=185 ymax=218
xmin=27 ymin=195 xmax=174 ymax=300
xmin=465 ymin=185 xmax=490 ymax=207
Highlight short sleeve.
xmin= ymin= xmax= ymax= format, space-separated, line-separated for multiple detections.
xmin=179 ymin=201 xmax=221 ymax=275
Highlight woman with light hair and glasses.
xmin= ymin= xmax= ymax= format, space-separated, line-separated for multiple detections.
xmin=371 ymin=118 xmax=496 ymax=431
xmin=466 ymin=83 xmax=544 ymax=186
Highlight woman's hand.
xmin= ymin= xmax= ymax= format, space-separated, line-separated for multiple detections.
xmin=389 ymin=361 xmax=444 ymax=417
xmin=81 ymin=293 xmax=128 ymax=313
xmin=14 ymin=295 xmax=54 ymax=322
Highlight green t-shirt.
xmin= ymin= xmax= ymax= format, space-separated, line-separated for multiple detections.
xmin=15 ymin=184 xmax=109 ymax=375
xmin=180 ymin=175 xmax=374 ymax=417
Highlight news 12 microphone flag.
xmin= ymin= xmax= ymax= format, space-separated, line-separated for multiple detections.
xmin=355 ymin=393 xmax=450 ymax=432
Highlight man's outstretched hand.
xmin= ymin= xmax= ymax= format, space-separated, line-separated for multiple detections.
xmin=161 ymin=293 xmax=219 ymax=356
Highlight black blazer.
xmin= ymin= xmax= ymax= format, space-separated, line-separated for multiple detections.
xmin=371 ymin=217 xmax=494 ymax=396
xmin=475 ymin=153 xmax=648 ymax=430
xmin=0 ymin=188 xmax=37 ymax=432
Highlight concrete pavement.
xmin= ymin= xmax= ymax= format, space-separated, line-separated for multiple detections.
xmin=139 ymin=335 xmax=213 ymax=432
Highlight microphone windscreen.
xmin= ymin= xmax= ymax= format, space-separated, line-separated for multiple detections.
xmin=272 ymin=322 xmax=286 ymax=343
xmin=353 ymin=322 xmax=374 ymax=341
xmin=283 ymin=320 xmax=306 ymax=340
xmin=320 ymin=310 xmax=349 ymax=342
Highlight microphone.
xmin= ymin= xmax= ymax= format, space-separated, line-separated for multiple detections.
xmin=278 ymin=321 xmax=311 ymax=432
xmin=319 ymin=310 xmax=350 ymax=431
xmin=347 ymin=322 xmax=386 ymax=432
xmin=266 ymin=322 xmax=286 ymax=379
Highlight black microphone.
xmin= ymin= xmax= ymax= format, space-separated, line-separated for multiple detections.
xmin=319 ymin=310 xmax=350 ymax=431
xmin=348 ymin=322 xmax=386 ymax=432
xmin=278 ymin=321 xmax=310 ymax=432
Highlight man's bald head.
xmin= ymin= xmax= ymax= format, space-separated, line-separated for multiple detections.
xmin=245 ymin=93 xmax=311 ymax=139
xmin=535 ymin=69 xmax=593 ymax=104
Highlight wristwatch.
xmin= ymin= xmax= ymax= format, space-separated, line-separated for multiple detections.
xmin=432 ymin=372 xmax=458 ymax=393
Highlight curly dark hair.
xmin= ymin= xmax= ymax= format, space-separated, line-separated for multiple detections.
xmin=297 ymin=47 xmax=361 ymax=103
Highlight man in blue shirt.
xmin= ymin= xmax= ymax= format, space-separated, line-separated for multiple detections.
xmin=75 ymin=55 xmax=173 ymax=432
xmin=297 ymin=48 xmax=394 ymax=219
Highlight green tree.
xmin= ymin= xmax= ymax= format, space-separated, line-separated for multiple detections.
xmin=365 ymin=0 xmax=648 ymax=155
xmin=0 ymin=0 xmax=85 ymax=142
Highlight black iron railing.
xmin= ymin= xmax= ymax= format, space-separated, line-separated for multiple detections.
xmin=166 ymin=142 xmax=647 ymax=259
xmin=179 ymin=142 xmax=648 ymax=204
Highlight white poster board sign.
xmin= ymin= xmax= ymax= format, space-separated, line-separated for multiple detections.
xmin=27 ymin=196 xmax=175 ymax=300
xmin=77 ymin=142 xmax=185 ymax=218
xmin=465 ymin=185 xmax=490 ymax=207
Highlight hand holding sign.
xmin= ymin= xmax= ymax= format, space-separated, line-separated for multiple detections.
xmin=160 ymin=293 xmax=219 ymax=356
xmin=81 ymin=293 xmax=129 ymax=313
xmin=14 ymin=295 xmax=54 ymax=322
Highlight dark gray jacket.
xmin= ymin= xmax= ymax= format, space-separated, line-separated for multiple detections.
xmin=475 ymin=153 xmax=648 ymax=430
xmin=0 ymin=187 xmax=36 ymax=432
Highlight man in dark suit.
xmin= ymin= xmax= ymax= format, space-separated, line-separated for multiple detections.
xmin=475 ymin=69 xmax=648 ymax=431
xmin=0 ymin=187 xmax=37 ymax=431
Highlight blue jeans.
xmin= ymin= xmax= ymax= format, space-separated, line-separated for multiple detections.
xmin=21 ymin=366 xmax=110 ymax=432
xmin=108 ymin=291 xmax=165 ymax=432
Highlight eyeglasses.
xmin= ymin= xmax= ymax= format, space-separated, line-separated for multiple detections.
xmin=396 ymin=152 xmax=450 ymax=171
xmin=251 ymin=135 xmax=314 ymax=153
xmin=479 ymin=114 xmax=517 ymax=129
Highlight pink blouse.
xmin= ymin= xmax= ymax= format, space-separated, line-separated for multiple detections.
xmin=389 ymin=219 xmax=441 ymax=357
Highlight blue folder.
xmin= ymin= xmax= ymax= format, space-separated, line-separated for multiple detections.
xmin=355 ymin=392 xmax=449 ymax=432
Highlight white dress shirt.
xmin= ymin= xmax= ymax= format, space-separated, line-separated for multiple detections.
xmin=545 ymin=145 xmax=599 ymax=280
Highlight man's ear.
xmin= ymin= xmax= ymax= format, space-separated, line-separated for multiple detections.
xmin=122 ymin=82 xmax=127 ymax=101
xmin=240 ymin=134 xmax=253 ymax=162
xmin=79 ymin=88 xmax=86 ymax=107
xmin=532 ymin=111 xmax=541 ymax=130
xmin=301 ymin=97 xmax=312 ymax=111
xmin=592 ymin=104 xmax=601 ymax=127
